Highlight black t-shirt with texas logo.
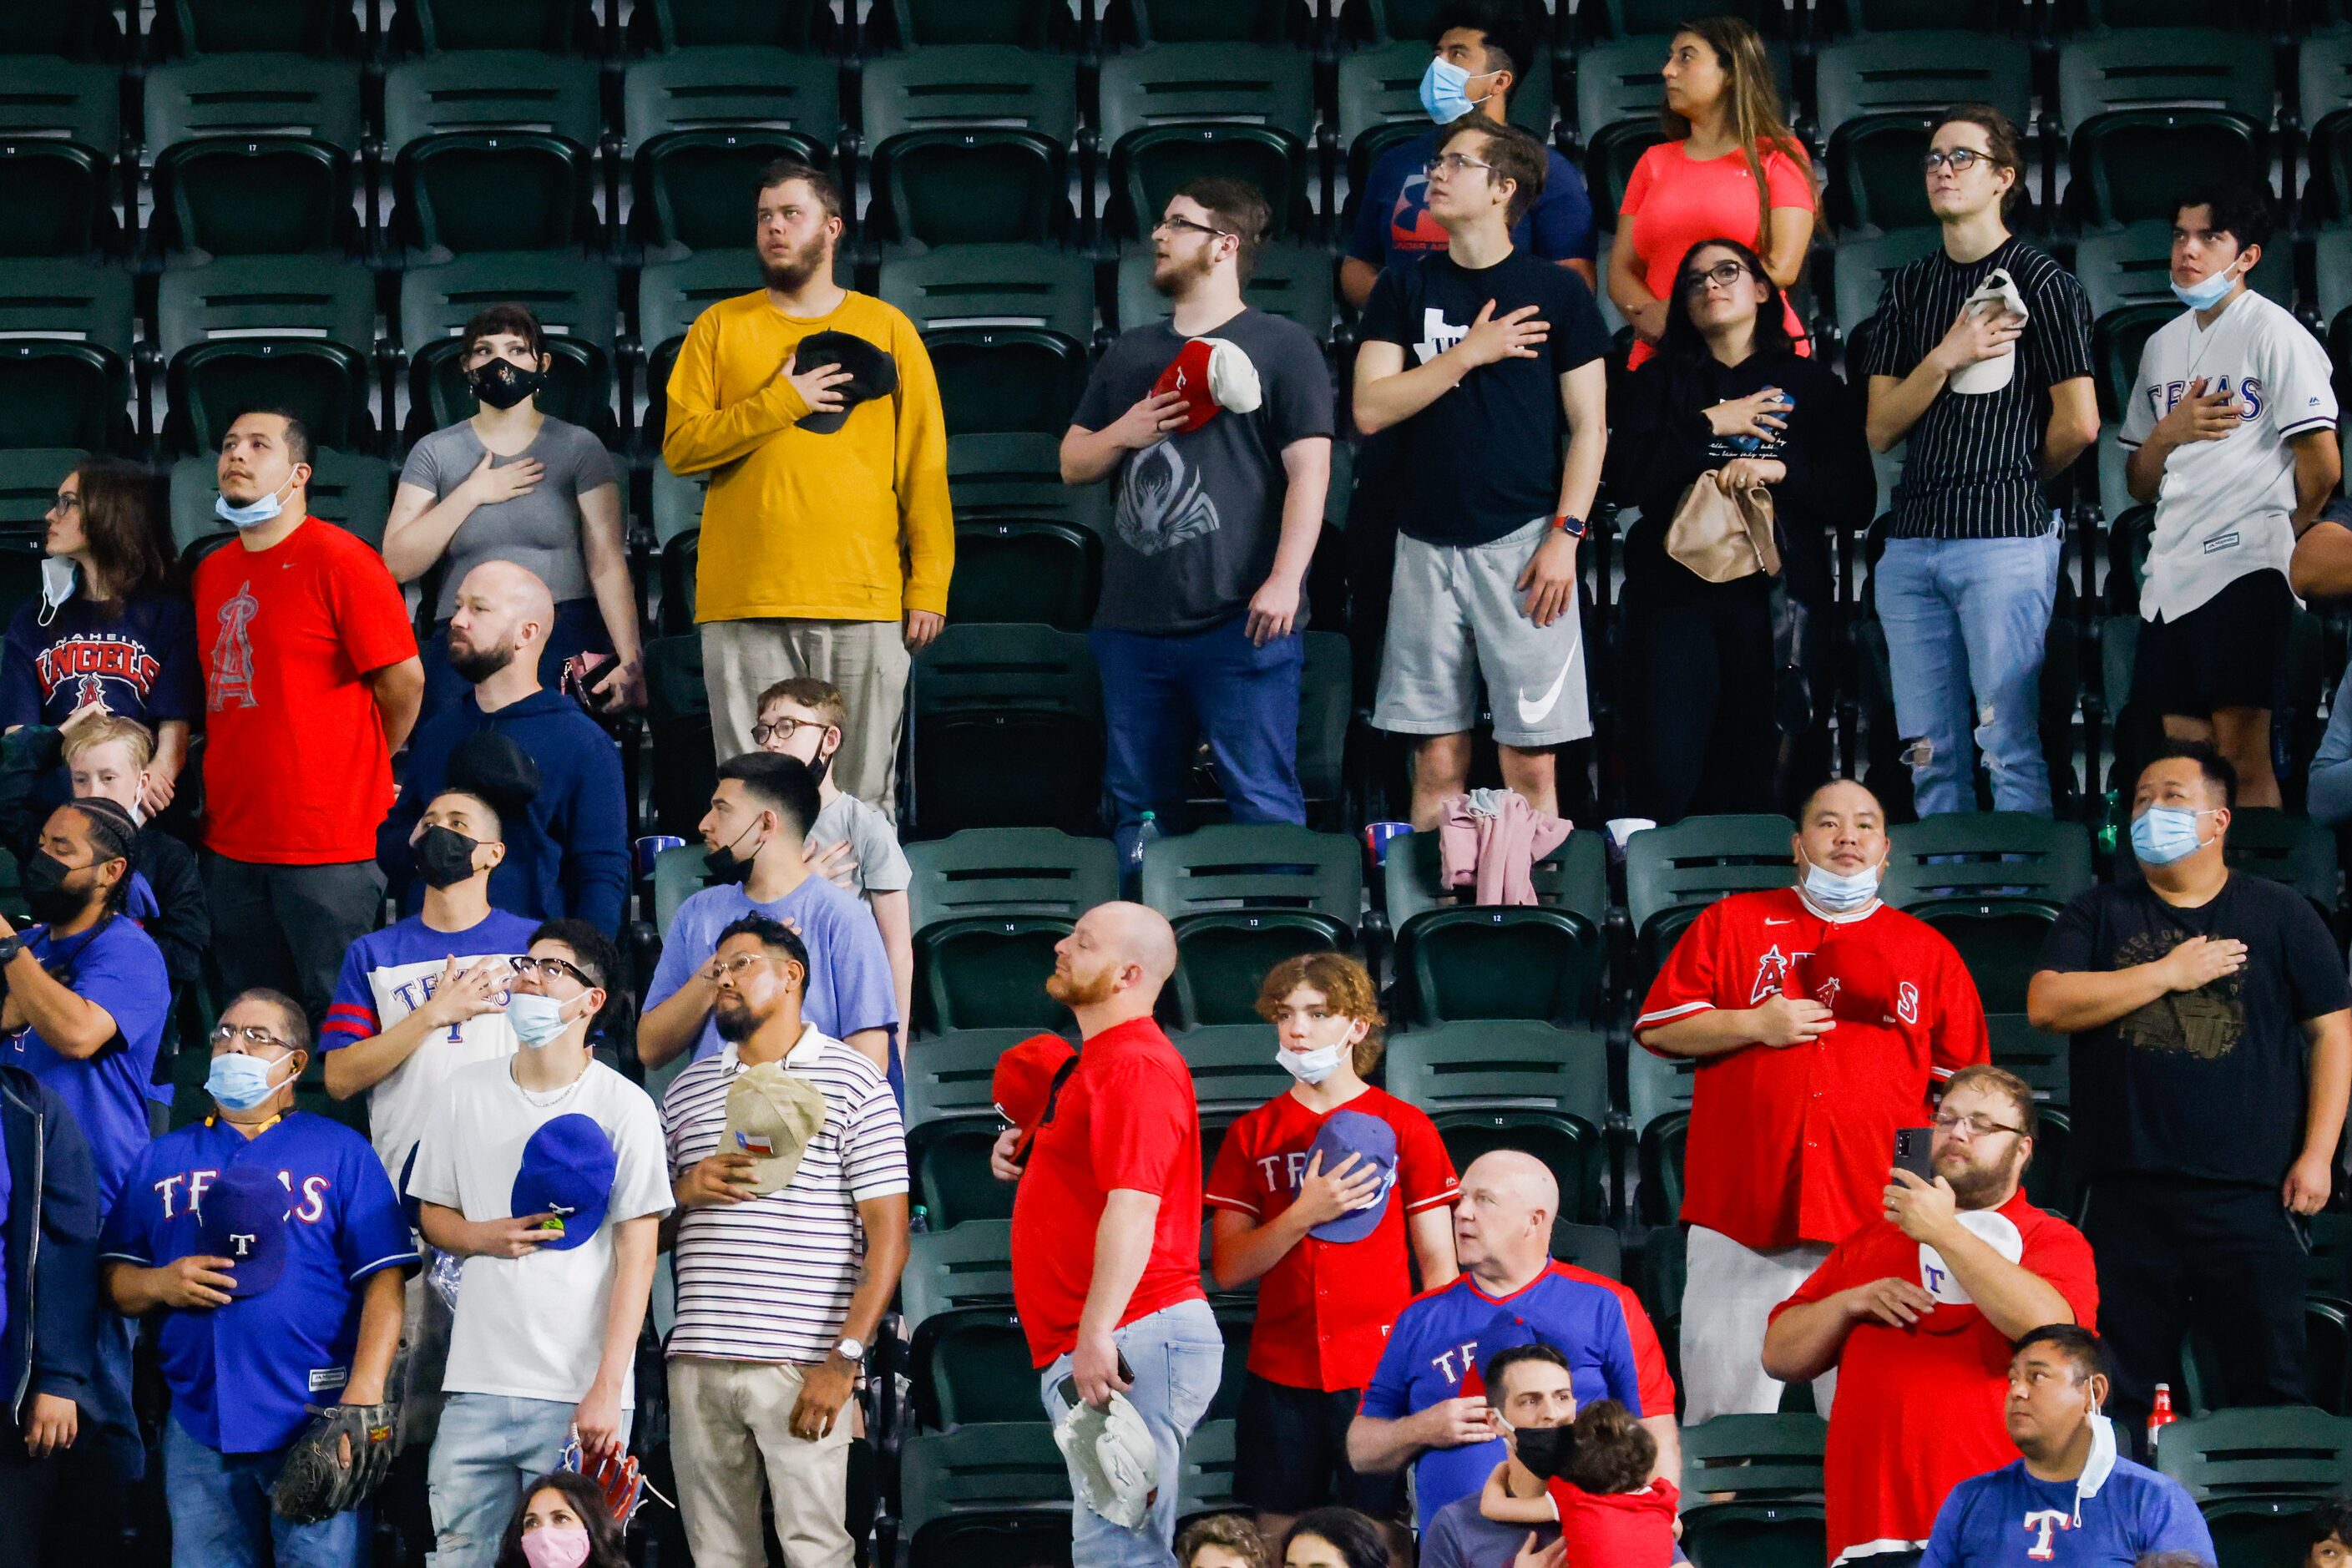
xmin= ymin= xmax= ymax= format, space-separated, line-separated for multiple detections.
xmin=2041 ymin=873 xmax=2352 ymax=1186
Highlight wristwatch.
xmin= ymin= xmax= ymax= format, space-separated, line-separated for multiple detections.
xmin=0 ymin=934 xmax=25 ymax=965
xmin=1552 ymin=513 xmax=1588 ymax=539
xmin=832 ymin=1336 xmax=867 ymax=1366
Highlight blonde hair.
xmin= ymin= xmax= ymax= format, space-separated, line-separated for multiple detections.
xmin=1255 ymin=952 xmax=1386 ymax=1077
xmin=1662 ymin=17 xmax=1817 ymax=253
xmin=60 ymin=713 xmax=155 ymax=770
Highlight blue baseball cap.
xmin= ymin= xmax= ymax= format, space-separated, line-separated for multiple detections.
xmin=200 ymin=1165 xmax=291 ymax=1299
xmin=1469 ymin=1309 xmax=1550 ymax=1394
xmin=1305 ymin=1109 xmax=1399 ymax=1245
xmin=508 ymin=1113 xmax=618 ymax=1252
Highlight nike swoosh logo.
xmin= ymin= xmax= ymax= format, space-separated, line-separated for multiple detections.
xmin=1763 ymin=918 xmax=1793 ymax=926
xmin=1515 ymin=641 xmax=1581 ymax=726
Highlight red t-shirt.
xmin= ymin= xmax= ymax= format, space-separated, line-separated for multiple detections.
xmin=1620 ymin=140 xmax=1817 ymax=370
xmin=195 ymin=518 xmax=417 ymax=864
xmin=1636 ymin=889 xmax=1989 ymax=1250
xmin=1204 ymin=1085 xmax=1459 ymax=1392
xmin=1767 ymin=1191 xmax=2100 ymax=1563
xmin=1546 ymin=1476 xmax=1682 ymax=1567
xmin=1010 ymin=1015 xmax=1206 ymax=1368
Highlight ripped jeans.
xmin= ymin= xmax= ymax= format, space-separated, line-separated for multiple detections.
xmin=1874 ymin=530 xmax=2061 ymax=817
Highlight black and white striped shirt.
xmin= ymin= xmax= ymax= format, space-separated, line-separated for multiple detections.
xmin=661 ymin=1026 xmax=908 ymax=1365
xmin=1862 ymin=235 xmax=2095 ymax=541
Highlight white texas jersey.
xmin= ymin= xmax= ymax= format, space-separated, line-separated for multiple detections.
xmin=2120 ymin=288 xmax=2338 ymax=621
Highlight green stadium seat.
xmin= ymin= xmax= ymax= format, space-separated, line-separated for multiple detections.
xmin=908 ymin=623 xmax=1103 ymax=839
xmin=1551 ymin=1219 xmax=1622 ymax=1279
xmin=0 ymin=339 xmax=128 ymax=454
xmin=0 ymin=2 xmax=120 ymax=56
xmin=1583 ymin=120 xmax=1668 ymax=232
xmin=869 ymin=0 xmax=1075 ymax=49
xmin=2184 ymin=1300 xmax=2352 ymax=1419
xmin=168 ymin=447 xmax=393 ymax=552
xmin=149 ymin=139 xmax=357 ymax=260
xmin=2076 ymin=226 xmax=2289 ymax=321
xmin=392 ymin=133 xmax=599 ymax=256
xmin=903 ymin=1028 xmax=1034 ymax=1230
xmin=1434 ymin=1105 xmax=1611 ymax=1227
xmin=1879 ymin=814 xmax=2092 ymax=970
xmin=0 ymin=452 xmax=84 ymax=534
xmin=925 ymin=330 xmax=1087 ymax=438
xmin=149 ymin=0 xmax=359 ymax=55
xmin=1104 ymin=0 xmax=1313 ymax=45
xmin=144 ymin=55 xmax=364 ymax=152
xmin=1812 ymin=32 xmax=2029 ymax=129
xmin=948 ymin=518 xmax=1100 ymax=630
xmin=1624 ymin=814 xmax=1798 ymax=988
xmin=2019 ymin=1105 xmax=2073 ymax=1218
xmin=2056 ymin=29 xmax=2271 ymax=230
xmin=640 ymin=249 xmax=804 ymax=453
xmin=946 ymin=432 xmax=1110 ymax=533
xmin=644 ymin=638 xmax=716 ymax=839
xmin=630 ymin=127 xmax=834 ymax=256
xmin=1140 ymin=824 xmax=1360 ymax=1026
xmin=626 ymin=0 xmax=835 ymax=51
xmin=1096 ymin=46 xmax=1317 ymax=242
xmin=624 ymin=52 xmax=842 ymax=254
xmin=1336 ymin=38 xmax=1557 ymax=192
xmin=904 ymin=1024 xmax=1033 ymax=1122
xmin=648 ymin=470 xmax=704 ymax=558
xmin=902 ymin=1219 xmax=1016 ymax=1326
xmin=859 ymin=48 xmax=1078 ymax=250
xmin=1825 ymin=113 xmax=1943 ymax=239
xmin=1677 ymin=1414 xmax=1829 ymax=1568
xmin=158 ymin=269 xmax=377 ymax=457
xmin=898 ymin=1424 xmax=1072 ymax=1568
xmin=1987 ymin=1013 xmax=2068 ymax=1105
xmin=0 ymin=60 xmax=116 ymax=157
xmin=907 ymin=828 xmax=1122 ymax=933
xmin=914 ymin=916 xmax=1070 ymax=1036
xmin=1176 ymin=1021 xmax=1298 ymax=1120
xmin=909 ymin=1308 xmax=1036 ymax=1431
xmin=2157 ymin=1405 xmax=2352 ymax=1566
xmin=1113 ymin=242 xmax=1335 ymax=341
xmin=1384 ymin=1021 xmax=1610 ymax=1222
xmin=1175 ymin=1419 xmax=1240 ymax=1523
xmin=1383 ymin=829 xmax=1606 ymax=1025
xmin=0 ymin=143 xmax=115 ymax=259
xmin=399 ymin=252 xmax=619 ymax=442
xmin=1637 ymin=1108 xmax=1688 ymax=1227
xmin=879 ymin=245 xmax=1095 ymax=439
xmin=2116 ymin=807 xmax=2339 ymax=918
xmin=1627 ymin=1041 xmax=1696 ymax=1134
xmin=389 ymin=0 xmax=599 ymax=53
xmin=385 ymin=50 xmax=602 ymax=149
xmin=653 ymin=526 xmax=700 ymax=638
xmin=1828 ymin=229 xmax=1939 ymax=339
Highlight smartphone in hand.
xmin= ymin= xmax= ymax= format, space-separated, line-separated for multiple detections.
xmin=1893 ymin=1126 xmax=1935 ymax=1184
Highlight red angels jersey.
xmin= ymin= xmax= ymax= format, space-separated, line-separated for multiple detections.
xmin=1636 ymin=888 xmax=1990 ymax=1249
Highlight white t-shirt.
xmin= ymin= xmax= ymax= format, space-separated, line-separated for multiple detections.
xmin=2120 ymin=288 xmax=2339 ymax=621
xmin=407 ymin=1056 xmax=674 ymax=1406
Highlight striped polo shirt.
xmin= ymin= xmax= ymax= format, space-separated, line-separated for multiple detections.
xmin=661 ymin=1024 xmax=908 ymax=1364
xmin=1861 ymin=235 xmax=2095 ymax=541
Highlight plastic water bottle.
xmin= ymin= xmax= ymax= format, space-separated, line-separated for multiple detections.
xmin=1125 ymin=812 xmax=1161 ymax=897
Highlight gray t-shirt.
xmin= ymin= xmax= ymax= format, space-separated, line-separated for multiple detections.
xmin=1421 ymin=1495 xmax=1560 ymax=1568
xmin=1072 ymin=306 xmax=1334 ymax=635
xmin=400 ymin=416 xmax=618 ymax=617
xmin=810 ymin=789 xmax=911 ymax=898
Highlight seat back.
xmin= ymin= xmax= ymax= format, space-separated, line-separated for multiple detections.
xmin=384 ymin=53 xmax=603 ymax=150
xmin=1624 ymin=815 xmax=1798 ymax=937
xmin=1383 ymin=827 xmax=1606 ymax=928
xmin=632 ymin=124 xmax=832 ymax=255
xmin=859 ymin=48 xmax=1078 ymax=249
xmin=2055 ymin=28 xmax=2274 ymax=135
xmin=2157 ymin=1406 xmax=2352 ymax=1502
xmin=1175 ymin=1022 xmax=1297 ymax=1118
xmin=1112 ymin=241 xmax=1335 ymax=341
xmin=0 ymin=259 xmax=134 ymax=357
xmin=628 ymin=0 xmax=836 ymax=50
xmin=1550 ymin=1219 xmax=1623 ymax=1280
xmin=924 ymin=327 xmax=1089 ymax=436
xmin=158 ymin=256 xmax=376 ymax=363
xmin=1813 ymin=32 xmax=2028 ymax=126
xmin=0 ymin=143 xmax=114 ymax=259
xmin=911 ymin=1308 xmax=1038 ymax=1431
xmin=914 ymin=915 xmax=1074 ymax=1034
xmin=1880 ymin=813 xmax=2093 ymax=907
xmin=1140 ymin=823 xmax=1362 ymax=924
xmin=904 ymin=1026 xmax=1043 ymax=1130
xmin=899 ymin=1424 xmax=1074 ymax=1537
xmin=150 ymin=137 xmax=355 ymax=258
xmin=0 ymin=341 xmax=126 ymax=453
xmin=0 ymin=58 xmax=118 ymax=149
xmin=1095 ymin=43 xmax=1317 ymax=150
xmin=1383 ymin=1021 xmax=1609 ymax=1124
xmin=400 ymin=251 xmax=619 ymax=354
xmin=950 ymin=519 xmax=1100 ymax=630
xmin=394 ymin=133 xmax=598 ymax=255
xmin=908 ymin=624 xmax=1102 ymax=838
xmin=2067 ymin=110 xmax=2266 ymax=229
xmin=879 ymin=245 xmax=1095 ymax=345
xmin=622 ymin=48 xmax=841 ymax=154
xmin=1434 ymin=1107 xmax=1609 ymax=1224
xmin=902 ymin=1220 xmax=1016 ymax=1325
xmin=1681 ymin=1413 xmax=1830 ymax=1497
xmin=169 ymin=448 xmax=390 ymax=551
xmin=907 ymin=829 xmax=1121 ymax=933
xmin=145 ymin=55 xmax=365 ymax=151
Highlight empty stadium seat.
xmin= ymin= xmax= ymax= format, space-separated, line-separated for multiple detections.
xmin=1095 ymin=46 xmax=1317 ymax=243
xmin=1828 ymin=229 xmax=1940 ymax=340
xmin=946 ymin=432 xmax=1110 ymax=533
xmin=2157 ymin=1406 xmax=2352 ymax=1566
xmin=908 ymin=1308 xmax=1034 ymax=1432
xmin=1812 ymin=29 xmax=2029 ymax=131
xmin=908 ymin=623 xmax=1103 ymax=839
xmin=1382 ymin=828 xmax=1606 ymax=1025
xmin=389 ymin=0 xmax=597 ymax=53
xmin=948 ymin=518 xmax=1100 ymax=630
xmin=626 ymin=0 xmax=835 ymax=51
xmin=879 ymin=246 xmax=1095 ymax=440
xmin=902 ymin=1219 xmax=1017 ymax=1325
xmin=898 ymin=1424 xmax=1072 ymax=1568
xmin=0 ymin=142 xmax=116 ymax=259
xmin=1139 ymin=824 xmax=1360 ymax=1027
xmin=1677 ymin=1414 xmax=1830 ymax=1568
xmin=157 ymin=256 xmax=377 ymax=455
xmin=903 ymin=1026 xmax=1041 ymax=1229
xmin=1385 ymin=1020 xmax=1611 ymax=1222
xmin=1825 ymin=112 xmax=1944 ymax=240
xmin=869 ymin=0 xmax=1077 ymax=50
xmin=625 ymin=51 xmax=842 ymax=255
xmin=149 ymin=138 xmax=357 ymax=261
xmin=1624 ymin=814 xmax=1798 ymax=987
xmin=2056 ymin=29 xmax=2272 ymax=230
xmin=859 ymin=49 xmax=1078 ymax=250
xmin=385 ymin=52 xmax=603 ymax=257
xmin=0 ymin=260 xmax=131 ymax=453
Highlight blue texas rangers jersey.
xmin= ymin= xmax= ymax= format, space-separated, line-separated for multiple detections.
xmin=1358 ymin=1263 xmax=1671 ymax=1533
xmin=1921 ymin=1453 xmax=2214 ymax=1566
xmin=99 ymin=1111 xmax=416 ymax=1453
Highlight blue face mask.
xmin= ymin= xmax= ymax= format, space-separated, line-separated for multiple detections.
xmin=207 ymin=1050 xmax=294 ymax=1112
xmin=1419 ymin=56 xmax=1490 ymax=125
xmin=2131 ymin=805 xmax=2215 ymax=867
xmin=1800 ymin=851 xmax=1882 ymax=914
xmin=507 ymin=991 xmax=577 ymax=1050
xmin=215 ymin=473 xmax=296 ymax=530
xmin=2171 ymin=257 xmax=2245 ymax=311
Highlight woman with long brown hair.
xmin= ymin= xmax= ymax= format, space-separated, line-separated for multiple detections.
xmin=1610 ymin=16 xmax=1817 ymax=369
xmin=0 ymin=458 xmax=197 ymax=816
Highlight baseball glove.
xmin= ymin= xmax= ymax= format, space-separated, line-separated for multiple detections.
xmin=271 ymin=1401 xmax=398 ymax=1524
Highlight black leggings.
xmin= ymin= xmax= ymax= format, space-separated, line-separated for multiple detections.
xmin=1619 ymin=574 xmax=1782 ymax=823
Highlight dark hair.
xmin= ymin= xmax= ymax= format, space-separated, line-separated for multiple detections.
xmin=69 ymin=458 xmax=169 ymax=604
xmin=56 ymin=797 xmax=137 ymax=913
xmin=2143 ymin=737 xmax=2238 ymax=811
xmin=2307 ymin=1497 xmax=2352 ymax=1548
xmin=1439 ymin=118 xmax=1549 ymax=226
xmin=756 ymin=159 xmax=842 ymax=221
xmin=1283 ymin=1510 xmax=1390 ymax=1568
xmin=1935 ymin=104 xmax=2027 ymax=215
xmin=1431 ymin=0 xmax=1535 ymax=95
xmin=1663 ymin=17 xmax=1813 ymax=249
xmin=463 ymin=303 xmax=547 ymax=367
xmin=2011 ymin=1323 xmax=2107 ymax=1383
xmin=716 ymin=751 xmax=822 ymax=840
xmin=716 ymin=913 xmax=812 ymax=976
xmin=528 ymin=918 xmax=622 ymax=1039
xmin=1483 ymin=1341 xmax=1571 ymax=1399
xmin=2174 ymin=183 xmax=2273 ymax=255
xmin=1560 ymin=1399 xmax=1657 ymax=1496
xmin=427 ymin=787 xmax=503 ymax=846
xmin=1657 ymin=236 xmax=1795 ymax=368
xmin=1178 ymin=1514 xmax=1272 ymax=1568
xmin=227 ymin=986 xmax=311 ymax=1054
xmin=230 ymin=407 xmax=313 ymax=468
xmin=1942 ymin=1063 xmax=2041 ymax=1145
xmin=491 ymin=1472 xmax=628 ymax=1568
xmin=1171 ymin=175 xmax=1272 ymax=282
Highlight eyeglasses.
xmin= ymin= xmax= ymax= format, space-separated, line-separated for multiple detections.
xmin=709 ymin=950 xmax=797 ymax=986
xmin=1680 ymin=260 xmax=1753 ymax=296
xmin=513 ymin=954 xmax=591 ymax=987
xmin=1424 ymin=153 xmax=1496 ymax=178
xmin=1932 ymin=1110 xmax=2026 ymax=1140
xmin=211 ymin=1021 xmax=292 ymax=1054
xmin=49 ymin=492 xmax=78 ymax=513
xmin=1151 ymin=215 xmax=1232 ymax=240
xmin=1921 ymin=148 xmax=1993 ymax=174
xmin=751 ymin=716 xmax=827 ymax=746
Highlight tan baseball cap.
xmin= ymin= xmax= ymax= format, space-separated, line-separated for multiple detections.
xmin=721 ymin=1063 xmax=829 ymax=1196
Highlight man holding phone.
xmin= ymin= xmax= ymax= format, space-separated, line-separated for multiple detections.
xmin=1763 ymin=1066 xmax=2098 ymax=1568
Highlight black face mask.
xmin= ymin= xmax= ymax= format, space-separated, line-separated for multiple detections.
xmin=468 ymin=358 xmax=545 ymax=412
xmin=413 ymin=826 xmax=482 ymax=890
xmin=21 ymin=851 xmax=92 ymax=927
xmin=702 ymin=821 xmax=766 ymax=888
xmin=1510 ymin=1424 xmax=1574 ymax=1482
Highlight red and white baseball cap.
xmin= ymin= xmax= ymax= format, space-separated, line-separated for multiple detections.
xmin=1151 ymin=336 xmax=1262 ymax=432
xmin=994 ymin=1033 xmax=1078 ymax=1161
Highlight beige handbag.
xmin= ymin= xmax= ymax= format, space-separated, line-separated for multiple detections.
xmin=1665 ymin=471 xmax=1782 ymax=583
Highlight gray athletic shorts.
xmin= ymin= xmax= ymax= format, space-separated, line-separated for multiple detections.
xmin=1373 ymin=515 xmax=1593 ymax=748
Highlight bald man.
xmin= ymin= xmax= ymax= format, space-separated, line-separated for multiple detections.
xmin=1348 ymin=1149 xmax=1679 ymax=1534
xmin=993 ymin=902 xmax=1220 ymax=1568
xmin=377 ymin=561 xmax=630 ymax=933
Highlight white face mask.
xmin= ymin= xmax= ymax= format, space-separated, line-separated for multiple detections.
xmin=1277 ymin=1043 xmax=1348 ymax=1085
xmin=37 ymin=556 xmax=73 ymax=625
xmin=1799 ymin=847 xmax=1883 ymax=913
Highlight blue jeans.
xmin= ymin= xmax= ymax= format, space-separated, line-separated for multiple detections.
xmin=427 ymin=1392 xmax=634 ymax=1568
xmin=1091 ymin=615 xmax=1306 ymax=863
xmin=163 ymin=1415 xmax=362 ymax=1568
xmin=1039 ymin=1298 xmax=1224 ymax=1568
xmin=1874 ymin=531 xmax=2060 ymax=817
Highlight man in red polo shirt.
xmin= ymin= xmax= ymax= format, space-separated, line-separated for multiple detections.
xmin=993 ymin=900 xmax=1219 ymax=1568
xmin=196 ymin=408 xmax=422 ymax=1027
xmin=1763 ymin=1065 xmax=2098 ymax=1566
xmin=1635 ymin=778 xmax=1988 ymax=1424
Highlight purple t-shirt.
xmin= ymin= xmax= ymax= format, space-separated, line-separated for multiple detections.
xmin=644 ymin=874 xmax=900 ymax=1063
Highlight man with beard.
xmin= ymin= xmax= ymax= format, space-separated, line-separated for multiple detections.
xmin=661 ymin=916 xmax=908 ymax=1568
xmin=1061 ymin=180 xmax=1333 ymax=862
xmin=1764 ymin=1066 xmax=2100 ymax=1568
xmin=377 ymin=560 xmax=630 ymax=933
xmin=662 ymin=159 xmax=953 ymax=808
xmin=990 ymin=902 xmax=1220 ymax=1568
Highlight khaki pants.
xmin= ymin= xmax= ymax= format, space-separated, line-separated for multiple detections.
xmin=668 ymin=1357 xmax=854 ymax=1568
xmin=702 ymin=617 xmax=910 ymax=814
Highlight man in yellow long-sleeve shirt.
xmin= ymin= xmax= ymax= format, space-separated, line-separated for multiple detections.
xmin=662 ymin=159 xmax=952 ymax=812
